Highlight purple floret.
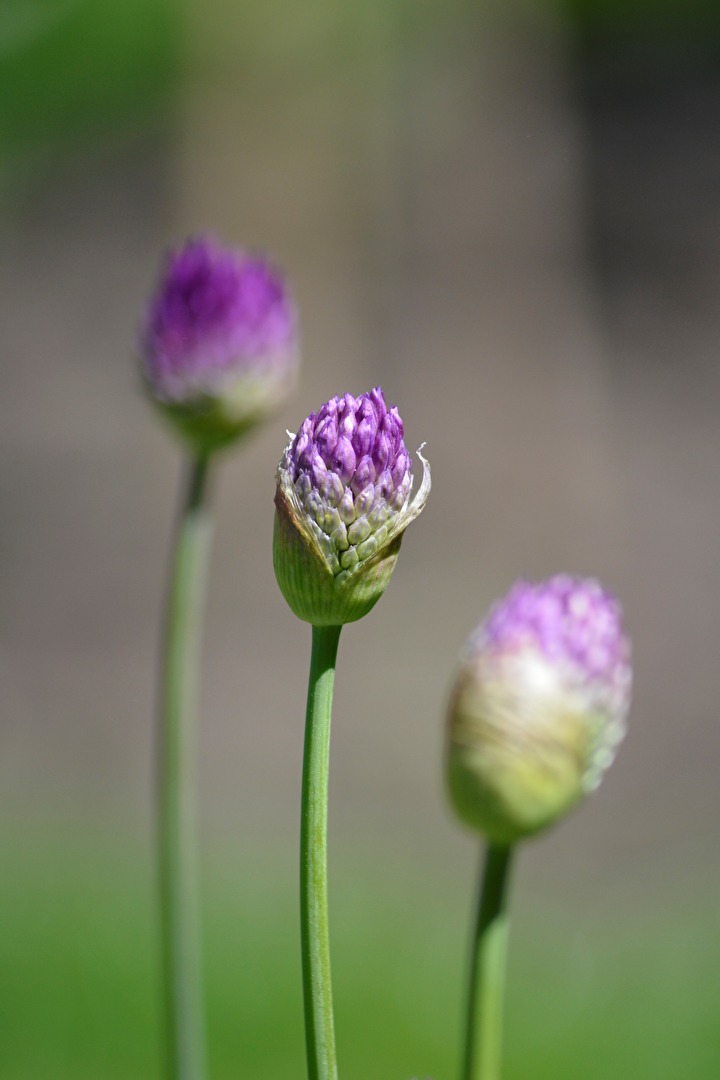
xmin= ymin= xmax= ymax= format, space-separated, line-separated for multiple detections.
xmin=142 ymin=236 xmax=296 ymax=402
xmin=479 ymin=575 xmax=631 ymax=716
xmin=287 ymin=388 xmax=413 ymax=576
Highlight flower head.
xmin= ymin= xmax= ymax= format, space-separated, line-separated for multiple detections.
xmin=274 ymin=388 xmax=430 ymax=625
xmin=141 ymin=236 xmax=297 ymax=453
xmin=447 ymin=576 xmax=631 ymax=845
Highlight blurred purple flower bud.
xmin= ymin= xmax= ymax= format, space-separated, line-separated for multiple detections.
xmin=274 ymin=388 xmax=430 ymax=625
xmin=141 ymin=236 xmax=298 ymax=453
xmin=447 ymin=576 xmax=631 ymax=845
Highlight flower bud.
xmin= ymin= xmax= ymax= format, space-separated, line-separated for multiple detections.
xmin=141 ymin=236 xmax=298 ymax=454
xmin=447 ymin=576 xmax=631 ymax=845
xmin=274 ymin=387 xmax=430 ymax=625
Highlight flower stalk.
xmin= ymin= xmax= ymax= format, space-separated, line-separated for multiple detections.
xmin=462 ymin=844 xmax=513 ymax=1080
xmin=273 ymin=388 xmax=430 ymax=1079
xmin=156 ymin=453 xmax=213 ymax=1080
xmin=300 ymin=624 xmax=343 ymax=1080
xmin=143 ymin=235 xmax=298 ymax=1079
xmin=447 ymin=576 xmax=631 ymax=1080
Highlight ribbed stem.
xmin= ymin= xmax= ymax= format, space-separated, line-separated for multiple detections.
xmin=461 ymin=844 xmax=514 ymax=1080
xmin=300 ymin=624 xmax=342 ymax=1080
xmin=157 ymin=454 xmax=213 ymax=1080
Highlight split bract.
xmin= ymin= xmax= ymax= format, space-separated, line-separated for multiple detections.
xmin=274 ymin=387 xmax=430 ymax=625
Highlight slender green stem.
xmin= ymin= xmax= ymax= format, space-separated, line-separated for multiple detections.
xmin=461 ymin=844 xmax=514 ymax=1080
xmin=157 ymin=453 xmax=213 ymax=1080
xmin=300 ymin=623 xmax=343 ymax=1080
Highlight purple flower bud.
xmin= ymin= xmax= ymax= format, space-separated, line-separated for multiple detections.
xmin=274 ymin=388 xmax=430 ymax=625
xmin=447 ymin=576 xmax=631 ymax=845
xmin=141 ymin=236 xmax=298 ymax=453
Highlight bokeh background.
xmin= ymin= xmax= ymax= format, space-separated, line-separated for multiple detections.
xmin=2 ymin=1 xmax=720 ymax=1077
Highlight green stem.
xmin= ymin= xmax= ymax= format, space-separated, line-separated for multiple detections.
xmin=461 ymin=844 xmax=514 ymax=1080
xmin=300 ymin=624 xmax=342 ymax=1080
xmin=157 ymin=453 xmax=213 ymax=1080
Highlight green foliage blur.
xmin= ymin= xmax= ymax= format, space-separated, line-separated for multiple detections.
xmin=3 ymin=0 xmax=718 ymax=174
xmin=559 ymin=0 xmax=720 ymax=37
xmin=2 ymin=826 xmax=718 ymax=1080
xmin=0 ymin=0 xmax=177 ymax=186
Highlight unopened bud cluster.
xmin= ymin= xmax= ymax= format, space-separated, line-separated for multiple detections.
xmin=142 ymin=236 xmax=297 ymax=453
xmin=274 ymin=388 xmax=430 ymax=626
xmin=290 ymin=389 xmax=413 ymax=577
xmin=447 ymin=576 xmax=631 ymax=845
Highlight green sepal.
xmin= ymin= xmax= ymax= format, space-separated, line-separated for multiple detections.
xmin=273 ymin=442 xmax=430 ymax=627
xmin=146 ymin=368 xmax=296 ymax=456
xmin=447 ymin=740 xmax=584 ymax=846
xmin=273 ymin=483 xmax=403 ymax=626
xmin=446 ymin=661 xmax=596 ymax=845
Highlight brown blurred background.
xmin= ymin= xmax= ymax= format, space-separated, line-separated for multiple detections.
xmin=2 ymin=1 xmax=720 ymax=1077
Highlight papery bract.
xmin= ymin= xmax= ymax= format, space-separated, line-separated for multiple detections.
xmin=274 ymin=387 xmax=430 ymax=625
xmin=447 ymin=576 xmax=631 ymax=844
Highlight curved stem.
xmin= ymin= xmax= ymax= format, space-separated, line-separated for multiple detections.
xmin=157 ymin=453 xmax=213 ymax=1080
xmin=461 ymin=843 xmax=514 ymax=1080
xmin=300 ymin=624 xmax=342 ymax=1080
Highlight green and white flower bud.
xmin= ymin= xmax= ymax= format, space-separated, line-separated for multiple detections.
xmin=447 ymin=576 xmax=631 ymax=845
xmin=274 ymin=388 xmax=430 ymax=626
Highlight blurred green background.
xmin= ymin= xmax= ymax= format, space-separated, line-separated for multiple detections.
xmin=2 ymin=0 xmax=720 ymax=1077
xmin=2 ymin=826 xmax=719 ymax=1080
